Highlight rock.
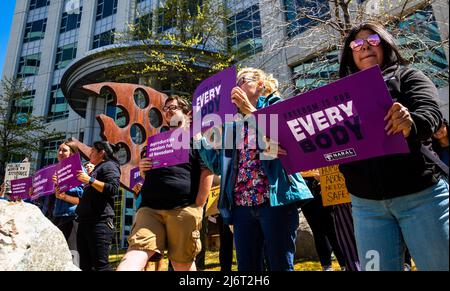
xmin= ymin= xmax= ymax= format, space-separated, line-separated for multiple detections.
xmin=0 ymin=200 xmax=80 ymax=271
xmin=295 ymin=212 xmax=319 ymax=260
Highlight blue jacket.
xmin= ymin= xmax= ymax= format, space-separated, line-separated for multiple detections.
xmin=53 ymin=186 xmax=84 ymax=217
xmin=197 ymin=95 xmax=312 ymax=225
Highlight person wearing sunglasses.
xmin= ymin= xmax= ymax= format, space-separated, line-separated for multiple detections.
xmin=196 ymin=68 xmax=313 ymax=271
xmin=339 ymin=21 xmax=448 ymax=271
xmin=117 ymin=95 xmax=214 ymax=271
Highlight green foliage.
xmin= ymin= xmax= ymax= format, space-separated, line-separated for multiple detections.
xmin=0 ymin=78 xmax=60 ymax=179
xmin=110 ymin=0 xmax=235 ymax=98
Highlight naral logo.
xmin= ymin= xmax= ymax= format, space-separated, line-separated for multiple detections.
xmin=324 ymin=148 xmax=356 ymax=162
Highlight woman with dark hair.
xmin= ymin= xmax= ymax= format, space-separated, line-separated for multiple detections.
xmin=51 ymin=140 xmax=84 ymax=266
xmin=338 ymin=21 xmax=448 ymax=271
xmin=75 ymin=141 xmax=121 ymax=271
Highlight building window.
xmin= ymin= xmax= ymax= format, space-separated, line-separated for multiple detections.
xmin=96 ymin=0 xmax=118 ymax=21
xmin=292 ymin=50 xmax=339 ymax=93
xmin=157 ymin=6 xmax=176 ymax=33
xmin=284 ymin=0 xmax=330 ymax=38
xmin=227 ymin=4 xmax=263 ymax=58
xmin=394 ymin=6 xmax=449 ymax=88
xmin=47 ymin=85 xmax=69 ymax=122
xmin=40 ymin=138 xmax=63 ymax=168
xmin=60 ymin=6 xmax=83 ymax=33
xmin=23 ymin=19 xmax=47 ymax=43
xmin=17 ymin=53 xmax=41 ymax=78
xmin=30 ymin=0 xmax=50 ymax=10
xmin=92 ymin=29 xmax=115 ymax=49
xmin=134 ymin=13 xmax=153 ymax=39
xmin=10 ymin=90 xmax=35 ymax=125
xmin=54 ymin=43 xmax=77 ymax=70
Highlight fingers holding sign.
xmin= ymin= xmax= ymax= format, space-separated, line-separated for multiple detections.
xmin=384 ymin=102 xmax=413 ymax=138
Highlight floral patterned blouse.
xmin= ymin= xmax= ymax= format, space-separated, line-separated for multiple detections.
xmin=233 ymin=122 xmax=270 ymax=206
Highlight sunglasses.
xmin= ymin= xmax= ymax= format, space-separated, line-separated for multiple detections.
xmin=349 ymin=34 xmax=381 ymax=52
xmin=163 ymin=105 xmax=180 ymax=112
xmin=237 ymin=77 xmax=256 ymax=87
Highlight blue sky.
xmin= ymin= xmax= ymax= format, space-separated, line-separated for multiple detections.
xmin=0 ymin=1 xmax=16 ymax=78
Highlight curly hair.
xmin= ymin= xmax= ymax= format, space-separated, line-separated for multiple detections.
xmin=237 ymin=67 xmax=281 ymax=97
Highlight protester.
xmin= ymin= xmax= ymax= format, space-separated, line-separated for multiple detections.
xmin=300 ymin=175 xmax=347 ymax=271
xmin=117 ymin=95 xmax=214 ymax=271
xmin=51 ymin=140 xmax=84 ymax=266
xmin=196 ymin=68 xmax=313 ymax=271
xmin=432 ymin=119 xmax=449 ymax=167
xmin=339 ymin=21 xmax=449 ymax=271
xmin=75 ymin=141 xmax=121 ymax=271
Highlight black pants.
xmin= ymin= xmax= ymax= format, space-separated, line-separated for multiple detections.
xmin=77 ymin=219 xmax=114 ymax=271
xmin=217 ymin=214 xmax=233 ymax=271
xmin=53 ymin=216 xmax=78 ymax=250
xmin=302 ymin=178 xmax=346 ymax=268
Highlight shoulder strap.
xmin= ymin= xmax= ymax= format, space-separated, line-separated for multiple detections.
xmin=421 ymin=144 xmax=449 ymax=176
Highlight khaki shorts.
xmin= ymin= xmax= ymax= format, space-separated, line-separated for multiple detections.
xmin=127 ymin=204 xmax=203 ymax=264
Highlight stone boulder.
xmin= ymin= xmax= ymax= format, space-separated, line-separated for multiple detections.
xmin=0 ymin=200 xmax=80 ymax=271
xmin=295 ymin=211 xmax=319 ymax=260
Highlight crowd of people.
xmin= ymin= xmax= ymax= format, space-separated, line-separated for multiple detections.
xmin=1 ymin=21 xmax=448 ymax=271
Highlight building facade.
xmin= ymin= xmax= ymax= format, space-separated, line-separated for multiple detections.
xmin=2 ymin=0 xmax=449 ymax=249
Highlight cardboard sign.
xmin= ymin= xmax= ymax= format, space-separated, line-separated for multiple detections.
xmin=56 ymin=153 xmax=83 ymax=193
xmin=319 ymin=165 xmax=351 ymax=207
xmin=254 ymin=66 xmax=410 ymax=174
xmin=31 ymin=164 xmax=57 ymax=200
xmin=146 ymin=129 xmax=190 ymax=169
xmin=192 ymin=66 xmax=237 ymax=136
xmin=205 ymin=186 xmax=220 ymax=217
xmin=10 ymin=177 xmax=33 ymax=200
xmin=4 ymin=162 xmax=30 ymax=193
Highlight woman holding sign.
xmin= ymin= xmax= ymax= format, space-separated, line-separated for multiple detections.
xmin=117 ymin=96 xmax=214 ymax=271
xmin=75 ymin=141 xmax=121 ymax=271
xmin=52 ymin=140 xmax=84 ymax=265
xmin=338 ymin=21 xmax=449 ymax=271
xmin=197 ymin=68 xmax=313 ymax=271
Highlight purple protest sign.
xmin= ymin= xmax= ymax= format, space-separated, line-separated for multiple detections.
xmin=129 ymin=167 xmax=144 ymax=190
xmin=193 ymin=66 xmax=237 ymax=136
xmin=31 ymin=164 xmax=57 ymax=200
xmin=10 ymin=177 xmax=33 ymax=200
xmin=254 ymin=65 xmax=410 ymax=174
xmin=56 ymin=153 xmax=83 ymax=193
xmin=146 ymin=129 xmax=190 ymax=169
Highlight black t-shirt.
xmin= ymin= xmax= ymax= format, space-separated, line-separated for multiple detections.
xmin=140 ymin=147 xmax=207 ymax=210
xmin=76 ymin=160 xmax=121 ymax=222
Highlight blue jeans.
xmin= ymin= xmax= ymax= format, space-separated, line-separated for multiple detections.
xmin=351 ymin=179 xmax=449 ymax=271
xmin=232 ymin=203 xmax=299 ymax=271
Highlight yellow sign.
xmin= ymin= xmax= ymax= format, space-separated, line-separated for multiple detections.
xmin=319 ymin=165 xmax=351 ymax=207
xmin=205 ymin=186 xmax=220 ymax=217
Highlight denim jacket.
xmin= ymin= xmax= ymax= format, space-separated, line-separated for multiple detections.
xmin=196 ymin=95 xmax=312 ymax=224
xmin=53 ymin=186 xmax=84 ymax=217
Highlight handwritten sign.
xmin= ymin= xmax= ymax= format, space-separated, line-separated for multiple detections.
xmin=205 ymin=186 xmax=220 ymax=217
xmin=319 ymin=165 xmax=351 ymax=207
xmin=4 ymin=162 xmax=30 ymax=193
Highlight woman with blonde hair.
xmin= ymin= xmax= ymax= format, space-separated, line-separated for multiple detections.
xmin=197 ymin=67 xmax=312 ymax=271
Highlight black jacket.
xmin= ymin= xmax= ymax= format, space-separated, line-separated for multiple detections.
xmin=339 ymin=65 xmax=443 ymax=200
xmin=76 ymin=160 xmax=121 ymax=222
